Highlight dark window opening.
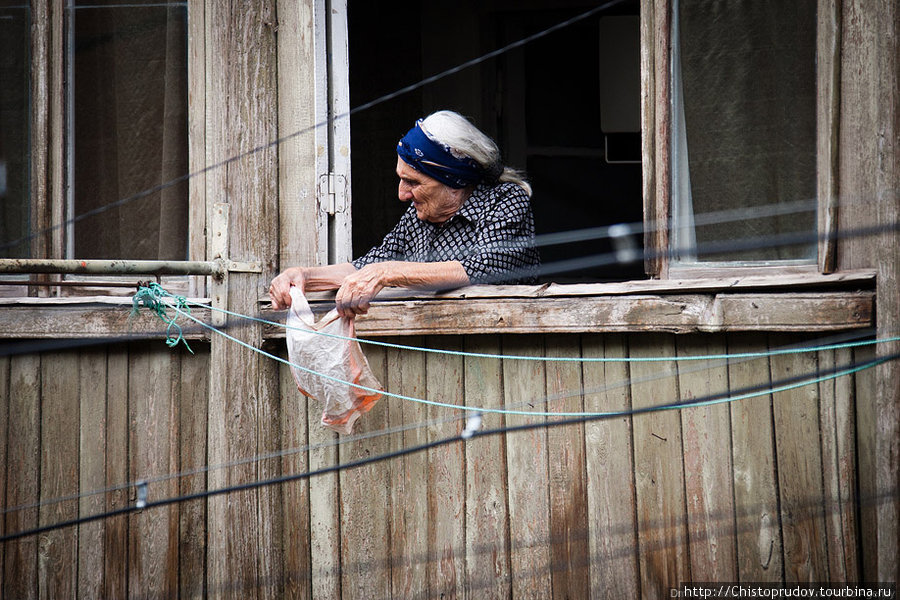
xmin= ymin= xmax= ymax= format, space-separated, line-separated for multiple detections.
xmin=0 ymin=1 xmax=31 ymax=259
xmin=348 ymin=0 xmax=644 ymax=284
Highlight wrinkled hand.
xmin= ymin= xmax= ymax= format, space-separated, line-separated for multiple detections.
xmin=334 ymin=263 xmax=390 ymax=318
xmin=268 ymin=267 xmax=306 ymax=310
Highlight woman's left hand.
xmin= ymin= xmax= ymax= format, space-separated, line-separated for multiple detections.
xmin=334 ymin=263 xmax=392 ymax=318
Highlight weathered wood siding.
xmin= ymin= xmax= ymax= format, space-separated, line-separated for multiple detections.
xmin=0 ymin=332 xmax=880 ymax=597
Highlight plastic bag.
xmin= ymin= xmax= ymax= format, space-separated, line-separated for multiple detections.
xmin=286 ymin=287 xmax=383 ymax=434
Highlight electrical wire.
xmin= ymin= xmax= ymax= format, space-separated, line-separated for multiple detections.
xmin=1 ymin=348 xmax=894 ymax=544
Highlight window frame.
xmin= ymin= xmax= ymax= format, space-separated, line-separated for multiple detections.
xmin=640 ymin=0 xmax=840 ymax=280
xmin=14 ymin=0 xmax=203 ymax=298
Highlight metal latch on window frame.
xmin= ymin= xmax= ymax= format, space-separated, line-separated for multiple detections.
xmin=318 ymin=173 xmax=348 ymax=216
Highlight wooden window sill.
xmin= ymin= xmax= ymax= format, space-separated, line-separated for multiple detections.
xmin=263 ymin=270 xmax=875 ymax=337
xmin=0 ymin=270 xmax=875 ymax=340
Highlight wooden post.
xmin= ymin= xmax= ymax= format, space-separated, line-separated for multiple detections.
xmin=874 ymin=0 xmax=900 ymax=582
xmin=203 ymin=2 xmax=279 ymax=597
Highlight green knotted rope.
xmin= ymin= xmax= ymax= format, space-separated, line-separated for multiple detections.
xmin=131 ymin=282 xmax=194 ymax=353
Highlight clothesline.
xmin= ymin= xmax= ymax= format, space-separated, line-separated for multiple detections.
xmin=132 ymin=283 xmax=888 ymax=419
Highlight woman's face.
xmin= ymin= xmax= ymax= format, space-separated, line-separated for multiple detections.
xmin=396 ymin=157 xmax=468 ymax=224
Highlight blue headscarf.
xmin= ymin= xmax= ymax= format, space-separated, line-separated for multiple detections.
xmin=396 ymin=120 xmax=486 ymax=189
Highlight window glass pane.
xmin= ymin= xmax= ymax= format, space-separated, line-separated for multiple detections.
xmin=672 ymin=0 xmax=817 ymax=263
xmin=70 ymin=0 xmax=188 ymax=260
xmin=0 ymin=1 xmax=30 ymax=258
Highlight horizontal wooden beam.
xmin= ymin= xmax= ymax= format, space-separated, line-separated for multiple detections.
xmin=0 ymin=289 xmax=874 ymax=340
xmin=264 ymin=291 xmax=874 ymax=337
xmin=0 ymin=299 xmax=212 ymax=341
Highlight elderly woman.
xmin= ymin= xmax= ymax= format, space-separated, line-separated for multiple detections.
xmin=269 ymin=110 xmax=540 ymax=317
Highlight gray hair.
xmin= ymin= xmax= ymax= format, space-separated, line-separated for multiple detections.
xmin=419 ymin=110 xmax=532 ymax=197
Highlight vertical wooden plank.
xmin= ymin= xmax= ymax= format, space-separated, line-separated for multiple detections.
xmin=644 ymin=0 xmax=672 ymax=277
xmin=29 ymin=0 xmax=64 ymax=262
xmin=38 ymin=351 xmax=79 ymax=599
xmin=728 ymin=334 xmax=783 ymax=582
xmin=818 ymin=346 xmax=859 ymax=580
xmin=276 ymin=0 xmax=320 ymax=269
xmin=4 ymin=354 xmax=40 ymax=600
xmin=104 ymin=348 xmax=129 ymax=599
xmin=873 ymin=0 xmax=900 ymax=583
xmin=0 ymin=354 xmax=8 ymax=590
xmin=339 ymin=344 xmax=392 ymax=598
xmin=676 ymin=334 xmax=737 ymax=581
xmin=179 ymin=346 xmax=209 ymax=598
xmin=187 ymin=0 xmax=206 ymax=296
xmin=128 ymin=347 xmax=177 ymax=599
xmin=29 ymin=0 xmax=51 ymax=261
xmin=425 ymin=336 xmax=466 ymax=597
xmin=77 ymin=348 xmax=108 ymax=598
xmin=630 ymin=334 xmax=690 ymax=598
xmin=853 ymin=343 xmax=878 ymax=580
xmin=502 ymin=334 xmax=551 ymax=598
xmin=836 ymin=0 xmax=878 ymax=271
xmin=816 ymin=0 xmax=841 ymax=273
xmin=307 ymin=399 xmax=341 ymax=599
xmin=770 ymin=334 xmax=829 ymax=582
xmin=640 ymin=0 xmax=659 ymax=276
xmin=279 ymin=354 xmax=311 ymax=599
xmin=328 ymin=0 xmax=353 ymax=263
xmin=463 ymin=335 xmax=511 ymax=598
xmin=204 ymin=0 xmax=279 ymax=596
xmin=258 ymin=348 xmax=284 ymax=600
xmin=545 ymin=334 xmax=589 ymax=598
xmin=582 ymin=334 xmax=641 ymax=598
xmin=388 ymin=337 xmax=429 ymax=599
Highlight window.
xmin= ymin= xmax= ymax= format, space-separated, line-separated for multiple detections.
xmin=0 ymin=0 xmax=189 ymax=262
xmin=669 ymin=0 xmax=818 ymax=267
xmin=347 ymin=0 xmax=644 ymax=284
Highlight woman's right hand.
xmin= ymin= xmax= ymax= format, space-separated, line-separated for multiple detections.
xmin=268 ymin=266 xmax=306 ymax=310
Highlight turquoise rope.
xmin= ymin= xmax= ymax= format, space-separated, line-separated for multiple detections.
xmin=162 ymin=300 xmax=882 ymax=419
xmin=178 ymin=295 xmax=890 ymax=364
xmin=132 ymin=283 xmax=194 ymax=353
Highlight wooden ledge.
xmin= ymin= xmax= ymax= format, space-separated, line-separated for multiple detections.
xmin=261 ymin=290 xmax=874 ymax=337
xmin=0 ymin=271 xmax=875 ymax=339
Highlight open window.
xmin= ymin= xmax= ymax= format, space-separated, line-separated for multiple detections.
xmin=347 ymin=0 xmax=645 ymax=284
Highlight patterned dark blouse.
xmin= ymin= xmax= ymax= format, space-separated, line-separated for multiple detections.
xmin=352 ymin=182 xmax=540 ymax=284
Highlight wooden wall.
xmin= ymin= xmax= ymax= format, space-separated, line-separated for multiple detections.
xmin=0 ymin=331 xmax=880 ymax=598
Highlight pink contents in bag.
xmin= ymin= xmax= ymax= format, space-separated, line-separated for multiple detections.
xmin=286 ymin=287 xmax=383 ymax=434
